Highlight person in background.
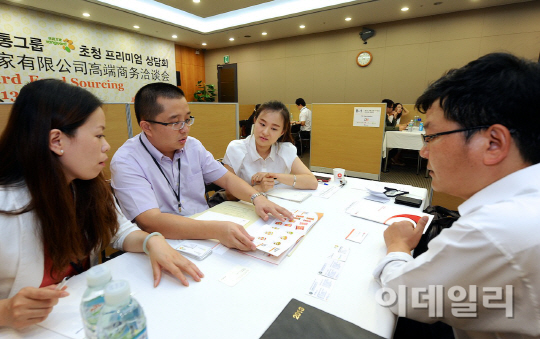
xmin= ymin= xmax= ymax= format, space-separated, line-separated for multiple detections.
xmin=294 ymin=98 xmax=312 ymax=139
xmin=393 ymin=103 xmax=410 ymax=123
xmin=390 ymin=102 xmax=411 ymax=165
xmin=246 ymin=103 xmax=260 ymax=136
xmin=111 ymin=83 xmax=292 ymax=252
xmin=0 ymin=79 xmax=203 ymax=329
xmin=374 ymin=53 xmax=540 ymax=338
xmin=383 ymin=99 xmax=407 ymax=169
xmin=223 ymin=100 xmax=318 ymax=196
xmin=383 ymin=99 xmax=406 ymax=132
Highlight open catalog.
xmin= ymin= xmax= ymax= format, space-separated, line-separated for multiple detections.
xmin=191 ymin=201 xmax=323 ymax=265
xmin=345 ymin=199 xmax=434 ymax=230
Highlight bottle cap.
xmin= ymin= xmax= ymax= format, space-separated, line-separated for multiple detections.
xmin=86 ymin=265 xmax=112 ymax=287
xmin=104 ymin=280 xmax=131 ymax=306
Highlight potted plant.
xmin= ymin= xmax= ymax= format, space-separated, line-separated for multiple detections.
xmin=194 ymin=81 xmax=216 ymax=102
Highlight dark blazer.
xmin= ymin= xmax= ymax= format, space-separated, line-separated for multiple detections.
xmin=385 ymin=114 xmax=399 ymax=131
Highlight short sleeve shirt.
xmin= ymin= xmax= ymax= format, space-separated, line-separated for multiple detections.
xmin=111 ymin=133 xmax=227 ymax=220
xmin=299 ymin=107 xmax=312 ymax=132
xmin=223 ymin=135 xmax=297 ymax=183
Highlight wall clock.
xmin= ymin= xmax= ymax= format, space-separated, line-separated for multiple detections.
xmin=356 ymin=51 xmax=372 ymax=67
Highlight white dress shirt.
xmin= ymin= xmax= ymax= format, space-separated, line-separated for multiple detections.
xmin=299 ymin=106 xmax=312 ymax=132
xmin=223 ymin=135 xmax=297 ymax=184
xmin=373 ymin=163 xmax=540 ymax=338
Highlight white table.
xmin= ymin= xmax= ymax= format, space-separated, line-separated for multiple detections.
xmin=2 ymin=177 xmax=428 ymax=339
xmin=382 ymin=129 xmax=426 ymax=175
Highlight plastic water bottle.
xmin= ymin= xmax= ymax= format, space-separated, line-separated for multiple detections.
xmin=408 ymin=120 xmax=414 ymax=132
xmin=96 ymin=280 xmax=147 ymax=339
xmin=419 ymin=122 xmax=424 ymax=132
xmin=80 ymin=265 xmax=112 ymax=339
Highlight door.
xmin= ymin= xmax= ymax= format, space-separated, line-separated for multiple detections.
xmin=217 ymin=63 xmax=238 ymax=102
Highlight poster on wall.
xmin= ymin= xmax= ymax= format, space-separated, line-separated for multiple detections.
xmin=353 ymin=107 xmax=381 ymax=127
xmin=0 ymin=4 xmax=175 ymax=103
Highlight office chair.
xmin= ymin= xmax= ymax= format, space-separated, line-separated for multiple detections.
xmin=298 ymin=131 xmax=311 ymax=157
xmin=205 ymin=158 xmax=225 ymax=204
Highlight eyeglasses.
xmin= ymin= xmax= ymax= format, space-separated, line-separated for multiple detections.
xmin=422 ymin=125 xmax=490 ymax=146
xmin=145 ymin=116 xmax=195 ymax=130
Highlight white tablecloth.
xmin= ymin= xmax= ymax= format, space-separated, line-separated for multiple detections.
xmin=3 ymin=176 xmax=428 ymax=339
xmin=382 ymin=129 xmax=425 ymax=158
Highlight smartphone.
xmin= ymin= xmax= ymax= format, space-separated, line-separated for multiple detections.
xmin=315 ymin=175 xmax=331 ymax=182
xmin=394 ymin=195 xmax=422 ymax=208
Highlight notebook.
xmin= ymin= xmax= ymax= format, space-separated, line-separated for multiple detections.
xmin=260 ymin=298 xmax=384 ymax=339
xmin=266 ymin=188 xmax=312 ymax=202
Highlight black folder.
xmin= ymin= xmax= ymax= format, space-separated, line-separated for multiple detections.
xmin=260 ymin=298 xmax=385 ymax=339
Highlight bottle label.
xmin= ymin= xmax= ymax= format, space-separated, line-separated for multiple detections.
xmin=104 ymin=324 xmax=147 ymax=339
xmin=97 ymin=308 xmax=147 ymax=339
xmin=82 ymin=295 xmax=105 ymax=332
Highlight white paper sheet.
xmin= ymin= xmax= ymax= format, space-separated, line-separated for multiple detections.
xmin=195 ymin=210 xmax=250 ymax=226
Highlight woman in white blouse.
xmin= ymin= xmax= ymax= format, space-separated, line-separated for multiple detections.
xmin=223 ymin=101 xmax=317 ymax=197
xmin=0 ymin=79 xmax=203 ymax=329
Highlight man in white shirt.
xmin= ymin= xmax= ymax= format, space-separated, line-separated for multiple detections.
xmin=294 ymin=98 xmax=312 ymax=156
xmin=373 ymin=53 xmax=540 ymax=338
xmin=295 ymin=98 xmax=312 ymax=136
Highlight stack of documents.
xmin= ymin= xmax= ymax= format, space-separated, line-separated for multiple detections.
xmin=364 ymin=185 xmax=390 ymax=203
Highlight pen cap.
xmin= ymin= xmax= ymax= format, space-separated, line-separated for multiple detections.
xmin=104 ymin=280 xmax=131 ymax=307
xmin=86 ymin=264 xmax=112 ymax=287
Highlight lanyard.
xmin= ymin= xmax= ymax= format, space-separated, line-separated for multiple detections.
xmin=139 ymin=135 xmax=182 ymax=212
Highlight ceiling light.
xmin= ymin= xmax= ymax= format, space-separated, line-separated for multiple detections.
xmin=172 ymin=35 xmax=177 ymax=38
xmin=229 ymin=37 xmax=235 ymax=41
xmin=82 ymin=13 xmax=90 ymax=17
xmin=401 ymin=7 xmax=409 ymax=11
xmin=133 ymin=25 xmax=140 ymax=29
xmin=95 ymin=0 xmax=364 ymax=33
xmin=299 ymin=25 xmax=305 ymax=29
xmin=202 ymin=42 xmax=207 ymax=46
xmin=262 ymin=32 xmax=267 ymax=35
xmin=345 ymin=17 xmax=352 ymax=21
xmin=193 ymin=0 xmax=200 ymax=3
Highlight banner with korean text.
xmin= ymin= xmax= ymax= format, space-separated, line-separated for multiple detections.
xmin=0 ymin=4 xmax=175 ymax=103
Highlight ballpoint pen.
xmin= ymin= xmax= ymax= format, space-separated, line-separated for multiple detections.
xmin=55 ymin=276 xmax=69 ymax=291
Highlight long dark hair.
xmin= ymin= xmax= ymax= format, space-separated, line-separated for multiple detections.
xmin=0 ymin=79 xmax=118 ymax=276
xmin=255 ymin=100 xmax=295 ymax=144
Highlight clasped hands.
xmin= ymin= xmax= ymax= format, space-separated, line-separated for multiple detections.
xmin=251 ymin=172 xmax=277 ymax=192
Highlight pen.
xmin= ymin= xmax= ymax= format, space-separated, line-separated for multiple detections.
xmin=55 ymin=276 xmax=69 ymax=291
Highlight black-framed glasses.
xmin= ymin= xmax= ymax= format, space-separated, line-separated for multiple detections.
xmin=145 ymin=116 xmax=195 ymax=130
xmin=384 ymin=187 xmax=408 ymax=197
xmin=422 ymin=125 xmax=490 ymax=146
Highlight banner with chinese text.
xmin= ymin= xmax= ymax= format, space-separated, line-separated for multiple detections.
xmin=0 ymin=4 xmax=175 ymax=103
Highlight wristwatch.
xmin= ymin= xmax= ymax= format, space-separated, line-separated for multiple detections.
xmin=250 ymin=192 xmax=267 ymax=205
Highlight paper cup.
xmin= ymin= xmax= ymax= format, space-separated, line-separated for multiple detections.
xmin=333 ymin=168 xmax=345 ymax=182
